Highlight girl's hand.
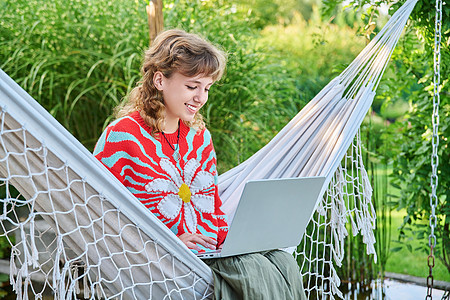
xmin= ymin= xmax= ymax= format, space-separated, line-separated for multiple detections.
xmin=178 ymin=233 xmax=217 ymax=251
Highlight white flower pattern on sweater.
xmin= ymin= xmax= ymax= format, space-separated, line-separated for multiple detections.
xmin=145 ymin=158 xmax=215 ymax=233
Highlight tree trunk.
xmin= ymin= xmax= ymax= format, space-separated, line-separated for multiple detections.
xmin=146 ymin=0 xmax=164 ymax=46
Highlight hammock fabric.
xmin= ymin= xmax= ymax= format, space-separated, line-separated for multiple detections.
xmin=0 ymin=0 xmax=417 ymax=298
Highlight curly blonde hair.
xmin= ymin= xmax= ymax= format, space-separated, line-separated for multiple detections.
xmin=115 ymin=29 xmax=226 ymax=135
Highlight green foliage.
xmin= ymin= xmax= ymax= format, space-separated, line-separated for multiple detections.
xmin=0 ymin=0 xmax=291 ymax=173
xmin=396 ymin=0 xmax=450 ymax=55
xmin=363 ymin=116 xmax=393 ymax=277
xmin=0 ymin=274 xmax=8 ymax=298
xmin=389 ymin=86 xmax=449 ymax=271
xmin=0 ymin=236 xmax=11 ymax=260
xmin=378 ymin=26 xmax=450 ymax=273
xmin=258 ymin=9 xmax=367 ymax=107
xmin=0 ymin=0 xmax=366 ymax=174
xmin=322 ymin=0 xmax=450 ymax=279
xmin=238 ymin=0 xmax=322 ymax=28
xmin=327 ymin=0 xmax=450 ymax=274
xmin=0 ymin=0 xmax=148 ymax=149
xmin=386 ymin=210 xmax=450 ymax=281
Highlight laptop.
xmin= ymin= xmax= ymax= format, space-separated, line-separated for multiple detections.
xmin=196 ymin=176 xmax=327 ymax=259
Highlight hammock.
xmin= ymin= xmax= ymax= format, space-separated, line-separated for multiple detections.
xmin=0 ymin=0 xmax=417 ymax=298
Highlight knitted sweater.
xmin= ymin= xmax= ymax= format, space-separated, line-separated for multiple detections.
xmin=94 ymin=111 xmax=228 ymax=251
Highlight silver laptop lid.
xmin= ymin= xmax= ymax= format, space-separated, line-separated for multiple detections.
xmin=220 ymin=176 xmax=326 ymax=257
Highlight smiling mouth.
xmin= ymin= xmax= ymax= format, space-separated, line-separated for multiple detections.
xmin=185 ymin=104 xmax=198 ymax=112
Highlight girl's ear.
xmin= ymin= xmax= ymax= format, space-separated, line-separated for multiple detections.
xmin=153 ymin=71 xmax=164 ymax=91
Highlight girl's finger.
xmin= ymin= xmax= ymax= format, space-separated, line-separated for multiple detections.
xmin=179 ymin=233 xmax=216 ymax=250
xmin=186 ymin=241 xmax=201 ymax=251
xmin=195 ymin=234 xmax=217 ymax=249
xmin=200 ymin=235 xmax=217 ymax=245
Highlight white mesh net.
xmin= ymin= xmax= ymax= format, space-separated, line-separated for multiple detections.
xmin=0 ymin=107 xmax=214 ymax=299
xmin=0 ymin=99 xmax=373 ymax=299
xmin=296 ymin=130 xmax=375 ymax=299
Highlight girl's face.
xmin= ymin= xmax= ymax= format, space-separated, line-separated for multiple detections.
xmin=154 ymin=71 xmax=213 ymax=133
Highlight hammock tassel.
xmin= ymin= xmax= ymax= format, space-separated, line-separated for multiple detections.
xmin=29 ymin=216 xmax=40 ymax=268
xmin=52 ymin=235 xmax=63 ymax=294
xmin=83 ymin=264 xmax=89 ymax=299
xmin=22 ymin=277 xmax=29 ymax=300
xmin=73 ymin=262 xmax=80 ymax=295
xmin=316 ymin=198 xmax=326 ymax=216
xmin=330 ymin=269 xmax=343 ymax=298
xmin=96 ymin=276 xmax=102 ymax=298
xmin=10 ymin=248 xmax=17 ymax=288
xmin=16 ymin=275 xmax=22 ymax=300
xmin=59 ymin=261 xmax=70 ymax=300
xmin=19 ymin=224 xmax=31 ymax=269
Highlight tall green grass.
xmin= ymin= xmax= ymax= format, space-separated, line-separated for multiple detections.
xmin=0 ymin=0 xmax=368 ymax=174
xmin=259 ymin=9 xmax=367 ymax=101
xmin=1 ymin=0 xmax=297 ymax=172
xmin=1 ymin=0 xmax=148 ymax=149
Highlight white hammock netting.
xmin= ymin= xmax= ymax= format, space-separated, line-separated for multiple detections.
xmin=0 ymin=0 xmax=417 ymax=298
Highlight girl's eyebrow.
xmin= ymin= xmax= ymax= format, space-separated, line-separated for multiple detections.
xmin=187 ymin=80 xmax=214 ymax=85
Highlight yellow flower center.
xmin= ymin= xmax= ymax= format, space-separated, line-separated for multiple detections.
xmin=178 ymin=183 xmax=191 ymax=203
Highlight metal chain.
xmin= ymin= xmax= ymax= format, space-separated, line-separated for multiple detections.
xmin=442 ymin=290 xmax=450 ymax=300
xmin=426 ymin=0 xmax=442 ymax=297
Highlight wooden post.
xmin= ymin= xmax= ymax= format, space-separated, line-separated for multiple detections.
xmin=146 ymin=0 xmax=164 ymax=46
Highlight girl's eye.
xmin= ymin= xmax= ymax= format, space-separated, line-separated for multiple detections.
xmin=186 ymin=85 xmax=196 ymax=90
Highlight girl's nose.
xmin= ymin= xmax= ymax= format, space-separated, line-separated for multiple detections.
xmin=195 ymin=90 xmax=208 ymax=104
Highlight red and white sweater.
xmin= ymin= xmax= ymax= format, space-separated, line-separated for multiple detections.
xmin=94 ymin=111 xmax=228 ymax=251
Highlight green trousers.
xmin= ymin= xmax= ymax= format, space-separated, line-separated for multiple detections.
xmin=205 ymin=250 xmax=307 ymax=300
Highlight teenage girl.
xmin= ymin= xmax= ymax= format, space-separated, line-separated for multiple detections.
xmin=94 ymin=29 xmax=306 ymax=300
